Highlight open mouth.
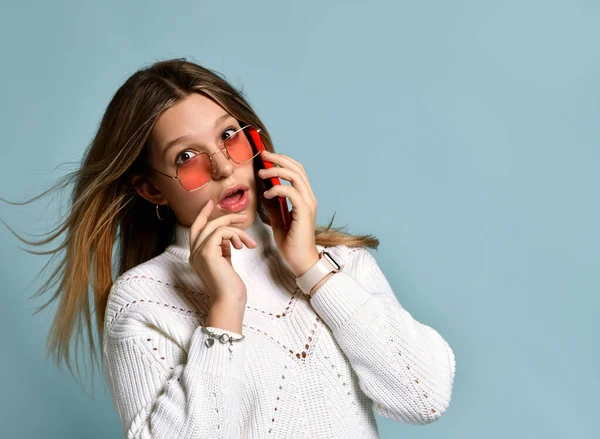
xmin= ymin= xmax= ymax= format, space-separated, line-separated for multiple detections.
xmin=219 ymin=187 xmax=250 ymax=213
xmin=222 ymin=189 xmax=245 ymax=204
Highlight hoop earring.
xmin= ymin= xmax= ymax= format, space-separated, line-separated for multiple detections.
xmin=156 ymin=203 xmax=170 ymax=221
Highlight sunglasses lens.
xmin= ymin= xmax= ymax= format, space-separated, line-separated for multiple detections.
xmin=175 ymin=125 xmax=260 ymax=191
xmin=177 ymin=153 xmax=212 ymax=191
xmin=226 ymin=125 xmax=259 ymax=163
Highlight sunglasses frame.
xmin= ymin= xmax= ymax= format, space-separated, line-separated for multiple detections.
xmin=150 ymin=124 xmax=262 ymax=192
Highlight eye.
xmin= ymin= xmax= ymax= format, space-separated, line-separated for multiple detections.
xmin=222 ymin=126 xmax=238 ymax=141
xmin=175 ymin=149 xmax=197 ymax=165
xmin=174 ymin=126 xmax=238 ymax=165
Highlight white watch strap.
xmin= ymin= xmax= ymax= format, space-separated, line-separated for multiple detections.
xmin=295 ymin=251 xmax=340 ymax=296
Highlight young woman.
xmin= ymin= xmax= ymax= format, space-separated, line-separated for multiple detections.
xmin=10 ymin=58 xmax=455 ymax=438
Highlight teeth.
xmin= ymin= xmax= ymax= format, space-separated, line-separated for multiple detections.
xmin=225 ymin=188 xmax=242 ymax=198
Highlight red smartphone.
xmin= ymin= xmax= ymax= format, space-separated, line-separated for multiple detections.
xmin=242 ymin=123 xmax=292 ymax=231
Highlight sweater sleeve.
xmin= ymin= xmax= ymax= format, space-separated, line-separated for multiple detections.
xmin=102 ymin=283 xmax=246 ymax=439
xmin=308 ymin=248 xmax=456 ymax=425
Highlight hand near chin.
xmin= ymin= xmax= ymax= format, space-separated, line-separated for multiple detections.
xmin=189 ymin=199 xmax=258 ymax=304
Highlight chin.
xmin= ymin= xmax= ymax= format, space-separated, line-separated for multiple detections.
xmin=242 ymin=210 xmax=257 ymax=229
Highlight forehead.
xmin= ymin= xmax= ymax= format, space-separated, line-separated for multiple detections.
xmin=150 ymin=93 xmax=232 ymax=153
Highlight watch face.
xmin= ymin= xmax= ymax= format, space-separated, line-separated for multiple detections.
xmin=322 ymin=251 xmax=341 ymax=270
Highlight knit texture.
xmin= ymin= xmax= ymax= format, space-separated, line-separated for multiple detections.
xmin=102 ymin=214 xmax=456 ymax=438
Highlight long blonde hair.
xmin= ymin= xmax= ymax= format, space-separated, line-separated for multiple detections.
xmin=0 ymin=57 xmax=379 ymax=394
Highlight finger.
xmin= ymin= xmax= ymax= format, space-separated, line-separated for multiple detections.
xmin=228 ymin=231 xmax=244 ymax=249
xmin=263 ymin=185 xmax=313 ymax=217
xmin=189 ymin=199 xmax=215 ymax=251
xmin=230 ymin=240 xmax=242 ymax=250
xmin=220 ymin=237 xmax=232 ymax=260
xmin=200 ymin=226 xmax=257 ymax=259
xmin=191 ymin=210 xmax=249 ymax=255
xmin=193 ymin=216 xmax=249 ymax=255
xmin=220 ymin=226 xmax=258 ymax=250
xmin=260 ymin=150 xmax=313 ymax=192
xmin=196 ymin=218 xmax=254 ymax=256
xmin=258 ymin=167 xmax=316 ymax=207
xmin=226 ymin=226 xmax=258 ymax=249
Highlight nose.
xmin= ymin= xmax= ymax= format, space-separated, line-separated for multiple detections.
xmin=210 ymin=145 xmax=234 ymax=179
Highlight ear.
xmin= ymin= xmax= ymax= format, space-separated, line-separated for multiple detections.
xmin=131 ymin=174 xmax=168 ymax=205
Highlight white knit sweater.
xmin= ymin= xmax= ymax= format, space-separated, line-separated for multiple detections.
xmin=102 ymin=214 xmax=456 ymax=438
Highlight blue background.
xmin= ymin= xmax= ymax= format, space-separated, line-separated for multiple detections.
xmin=1 ymin=1 xmax=598 ymax=437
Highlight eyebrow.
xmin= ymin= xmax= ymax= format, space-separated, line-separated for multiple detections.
xmin=162 ymin=112 xmax=233 ymax=158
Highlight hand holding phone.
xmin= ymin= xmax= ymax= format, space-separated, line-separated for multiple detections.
xmin=243 ymin=125 xmax=292 ymax=231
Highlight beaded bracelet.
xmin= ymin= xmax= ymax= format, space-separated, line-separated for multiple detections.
xmin=201 ymin=326 xmax=245 ymax=358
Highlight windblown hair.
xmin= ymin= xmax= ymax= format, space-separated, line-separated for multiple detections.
xmin=0 ymin=57 xmax=379 ymax=395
